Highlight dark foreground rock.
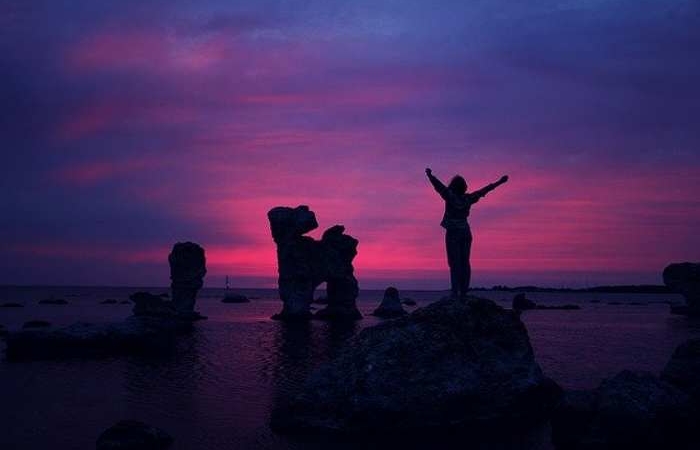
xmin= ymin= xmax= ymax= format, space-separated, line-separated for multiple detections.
xmin=662 ymin=338 xmax=700 ymax=400
xmin=222 ymin=293 xmax=249 ymax=303
xmin=0 ymin=325 xmax=7 ymax=337
xmin=268 ymin=206 xmax=361 ymax=321
xmin=39 ymin=298 xmax=68 ymax=305
xmin=96 ymin=420 xmax=172 ymax=450
xmin=402 ymin=298 xmax=417 ymax=306
xmin=272 ymin=296 xmax=561 ymax=434
xmin=372 ymin=287 xmax=407 ymax=318
xmin=1 ymin=302 xmax=23 ymax=307
xmin=664 ymin=262 xmax=700 ymax=315
xmin=551 ymin=370 xmax=695 ymax=449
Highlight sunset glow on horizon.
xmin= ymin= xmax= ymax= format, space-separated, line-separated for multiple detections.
xmin=2 ymin=1 xmax=698 ymax=289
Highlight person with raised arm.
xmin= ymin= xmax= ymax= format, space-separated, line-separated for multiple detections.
xmin=426 ymin=168 xmax=508 ymax=300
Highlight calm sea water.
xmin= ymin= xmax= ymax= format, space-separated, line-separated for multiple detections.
xmin=1 ymin=286 xmax=699 ymax=449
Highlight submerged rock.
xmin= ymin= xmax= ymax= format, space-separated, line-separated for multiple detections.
xmin=372 ymin=287 xmax=407 ymax=318
xmin=96 ymin=420 xmax=172 ymax=450
xmin=5 ymin=317 xmax=193 ymax=360
xmin=38 ymin=298 xmax=68 ymax=305
xmin=168 ymin=241 xmax=206 ymax=315
xmin=664 ymin=262 xmax=700 ymax=316
xmin=272 ymin=296 xmax=561 ymax=434
xmin=1 ymin=302 xmax=23 ymax=308
xmin=23 ymin=320 xmax=51 ymax=329
xmin=551 ymin=370 xmax=694 ymax=449
xmin=222 ymin=293 xmax=249 ymax=303
xmin=268 ymin=206 xmax=361 ymax=321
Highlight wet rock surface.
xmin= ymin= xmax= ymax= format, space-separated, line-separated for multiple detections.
xmin=96 ymin=420 xmax=172 ymax=450
xmin=272 ymin=296 xmax=561 ymax=434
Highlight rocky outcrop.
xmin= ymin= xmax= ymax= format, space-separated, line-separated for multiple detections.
xmin=512 ymin=293 xmax=536 ymax=310
xmin=268 ymin=206 xmax=361 ymax=321
xmin=664 ymin=262 xmax=700 ymax=315
xmin=512 ymin=293 xmax=580 ymax=311
xmin=96 ymin=420 xmax=172 ymax=450
xmin=169 ymin=242 xmax=206 ymax=315
xmin=372 ymin=287 xmax=407 ymax=318
xmin=272 ymin=296 xmax=561 ymax=434
xmin=222 ymin=293 xmax=249 ymax=303
xmin=661 ymin=338 xmax=700 ymax=400
xmin=551 ymin=370 xmax=695 ymax=449
xmin=38 ymin=298 xmax=68 ymax=305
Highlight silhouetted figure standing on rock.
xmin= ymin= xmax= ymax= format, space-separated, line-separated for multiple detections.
xmin=426 ymin=168 xmax=508 ymax=300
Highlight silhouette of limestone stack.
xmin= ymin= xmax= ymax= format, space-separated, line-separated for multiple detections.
xmin=268 ymin=205 xmax=361 ymax=321
xmin=169 ymin=242 xmax=206 ymax=318
xmin=372 ymin=287 xmax=407 ymax=318
xmin=663 ymin=262 xmax=700 ymax=316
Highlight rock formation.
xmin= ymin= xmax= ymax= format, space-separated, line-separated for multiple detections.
xmin=272 ymin=296 xmax=561 ymax=433
xmin=663 ymin=262 xmax=700 ymax=315
xmin=96 ymin=420 xmax=172 ymax=450
xmin=222 ymin=293 xmax=249 ymax=303
xmin=552 ymin=338 xmax=700 ymax=449
xmin=372 ymin=287 xmax=407 ymax=318
xmin=512 ymin=293 xmax=536 ymax=310
xmin=268 ymin=206 xmax=361 ymax=321
xmin=4 ymin=244 xmax=207 ymax=360
xmin=169 ymin=242 xmax=206 ymax=316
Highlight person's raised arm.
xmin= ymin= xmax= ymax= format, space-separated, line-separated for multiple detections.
xmin=472 ymin=175 xmax=509 ymax=199
xmin=426 ymin=168 xmax=451 ymax=201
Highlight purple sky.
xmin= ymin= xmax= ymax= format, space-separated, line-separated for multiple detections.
xmin=1 ymin=1 xmax=699 ymax=289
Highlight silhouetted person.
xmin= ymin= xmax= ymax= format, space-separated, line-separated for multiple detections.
xmin=426 ymin=168 xmax=508 ymax=300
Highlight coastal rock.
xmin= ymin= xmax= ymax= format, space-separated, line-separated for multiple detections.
xmin=663 ymin=262 xmax=700 ymax=315
xmin=372 ymin=287 xmax=407 ymax=318
xmin=536 ymin=304 xmax=581 ymax=310
xmin=272 ymin=297 xmax=561 ymax=434
xmin=38 ymin=298 xmax=68 ymax=305
xmin=96 ymin=420 xmax=172 ymax=450
xmin=402 ymin=298 xmax=417 ymax=306
xmin=222 ymin=293 xmax=249 ymax=303
xmin=130 ymin=292 xmax=178 ymax=318
xmin=100 ymin=299 xmax=118 ymax=305
xmin=5 ymin=317 xmax=193 ymax=360
xmin=661 ymin=338 xmax=700 ymax=400
xmin=268 ymin=206 xmax=361 ymax=321
xmin=23 ymin=320 xmax=51 ymax=329
xmin=512 ymin=293 xmax=536 ymax=310
xmin=1 ymin=302 xmax=23 ymax=308
xmin=551 ymin=370 xmax=694 ymax=449
xmin=168 ymin=242 xmax=206 ymax=314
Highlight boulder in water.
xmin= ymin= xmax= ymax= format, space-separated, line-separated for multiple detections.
xmin=551 ymin=370 xmax=695 ymax=449
xmin=272 ymin=296 xmax=561 ymax=434
xmin=1 ymin=302 xmax=23 ymax=308
xmin=96 ymin=420 xmax=172 ymax=450
xmin=372 ymin=287 xmax=407 ymax=318
xmin=23 ymin=320 xmax=51 ymax=329
xmin=38 ymin=298 xmax=68 ymax=305
xmin=222 ymin=293 xmax=249 ymax=303
xmin=100 ymin=299 xmax=118 ymax=305
xmin=663 ymin=262 xmax=700 ymax=315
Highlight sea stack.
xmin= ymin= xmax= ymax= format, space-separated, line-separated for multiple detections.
xmin=267 ymin=205 xmax=361 ymax=321
xmin=663 ymin=262 xmax=700 ymax=316
xmin=168 ymin=242 xmax=206 ymax=316
xmin=372 ymin=287 xmax=407 ymax=318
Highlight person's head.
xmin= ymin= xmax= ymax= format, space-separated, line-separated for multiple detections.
xmin=448 ymin=175 xmax=467 ymax=195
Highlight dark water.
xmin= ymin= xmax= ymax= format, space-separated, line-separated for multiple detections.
xmin=1 ymin=286 xmax=699 ymax=449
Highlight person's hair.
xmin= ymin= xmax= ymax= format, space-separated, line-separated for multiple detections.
xmin=448 ymin=175 xmax=467 ymax=195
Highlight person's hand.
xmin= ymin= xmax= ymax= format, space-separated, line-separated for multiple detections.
xmin=499 ymin=175 xmax=509 ymax=184
xmin=425 ymin=168 xmax=432 ymax=176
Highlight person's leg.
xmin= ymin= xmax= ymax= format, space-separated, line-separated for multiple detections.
xmin=445 ymin=230 xmax=460 ymax=299
xmin=463 ymin=226 xmax=473 ymax=297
